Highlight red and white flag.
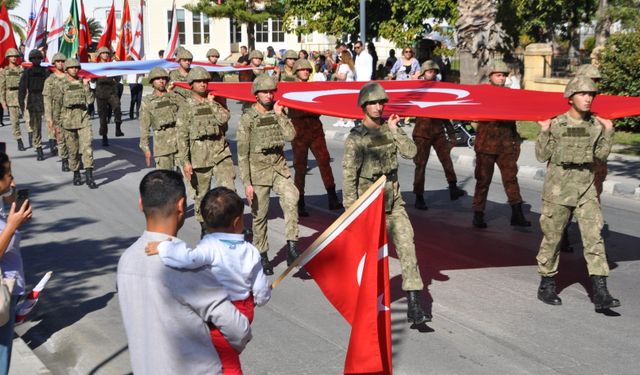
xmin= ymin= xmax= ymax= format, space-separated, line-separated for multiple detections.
xmin=0 ymin=1 xmax=19 ymax=66
xmin=78 ymin=0 xmax=91 ymax=62
xmin=45 ymin=0 xmax=63 ymax=62
xmin=129 ymin=0 xmax=144 ymax=60
xmin=115 ymin=0 xmax=132 ymax=61
xmin=164 ymin=0 xmax=180 ymax=59
xmin=274 ymin=177 xmax=393 ymax=375
xmin=24 ymin=0 xmax=47 ymax=62
xmin=15 ymin=271 xmax=53 ymax=325
xmin=96 ymin=0 xmax=117 ymax=54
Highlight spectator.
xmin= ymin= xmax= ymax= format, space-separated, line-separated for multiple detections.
xmin=158 ymin=49 xmax=165 ymax=59
xmin=353 ymin=41 xmax=372 ymax=82
xmin=126 ymin=72 xmax=143 ymax=119
xmin=237 ymin=46 xmax=249 ymax=65
xmin=386 ymin=49 xmax=397 ymax=69
xmin=333 ymin=51 xmax=356 ymax=127
xmin=0 ymin=151 xmax=33 ymax=375
xmin=145 ymin=187 xmax=270 ymax=375
xmin=367 ymin=42 xmax=378 ymax=80
xmin=117 ymin=170 xmax=252 ymax=374
xmin=388 ymin=46 xmax=420 ymax=80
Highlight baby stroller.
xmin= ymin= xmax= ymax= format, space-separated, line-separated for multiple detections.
xmin=451 ymin=120 xmax=476 ymax=148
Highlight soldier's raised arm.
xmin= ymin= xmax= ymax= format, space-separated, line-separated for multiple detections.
xmin=274 ymin=100 xmax=296 ymax=141
xmin=535 ymin=118 xmax=555 ymax=163
xmin=594 ymin=116 xmax=615 ymax=162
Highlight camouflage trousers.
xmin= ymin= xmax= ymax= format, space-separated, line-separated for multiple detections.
xmin=189 ymin=157 xmax=236 ymax=222
xmin=292 ymin=119 xmax=336 ymax=195
xmin=593 ymin=158 xmax=608 ymax=200
xmin=52 ymin=114 xmax=69 ymax=159
xmin=9 ymin=106 xmax=31 ymax=140
xmin=64 ymin=126 xmax=93 ymax=171
xmin=472 ymin=151 xmax=522 ymax=212
xmin=155 ymin=153 xmax=180 ymax=170
xmin=251 ymin=175 xmax=299 ymax=254
xmin=537 ymin=198 xmax=609 ymax=277
xmin=413 ymin=135 xmax=457 ymax=194
xmin=28 ymin=110 xmax=44 ymax=148
xmin=97 ymin=95 xmax=122 ymax=136
xmin=386 ymin=181 xmax=424 ymax=291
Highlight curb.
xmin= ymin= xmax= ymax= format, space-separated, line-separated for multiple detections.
xmin=9 ymin=336 xmax=51 ymax=375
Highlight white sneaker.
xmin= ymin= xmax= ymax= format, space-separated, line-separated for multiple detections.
xmin=333 ymin=120 xmax=345 ymax=127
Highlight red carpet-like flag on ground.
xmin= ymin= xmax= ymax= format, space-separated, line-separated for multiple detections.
xmin=273 ymin=177 xmax=393 ymax=375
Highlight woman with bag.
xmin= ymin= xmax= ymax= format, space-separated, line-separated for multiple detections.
xmin=0 ymin=151 xmax=32 ymax=375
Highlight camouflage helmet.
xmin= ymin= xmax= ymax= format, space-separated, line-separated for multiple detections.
xmin=358 ymin=82 xmax=389 ymax=107
xmin=148 ymin=67 xmax=169 ymax=81
xmin=420 ymin=60 xmax=440 ymax=75
xmin=96 ymin=47 xmax=111 ymax=55
xmin=293 ymin=58 xmax=313 ymax=73
xmin=575 ymin=64 xmax=602 ymax=80
xmin=487 ymin=60 xmax=510 ymax=75
xmin=252 ymin=75 xmax=277 ymax=94
xmin=249 ymin=50 xmax=264 ymax=60
xmin=187 ymin=66 xmax=210 ymax=84
xmin=206 ymin=48 xmax=220 ymax=58
xmin=28 ymin=49 xmax=43 ymax=61
xmin=64 ymin=58 xmax=81 ymax=70
xmin=283 ymin=49 xmax=298 ymax=60
xmin=52 ymin=52 xmax=67 ymax=62
xmin=176 ymin=48 xmax=193 ymax=60
xmin=564 ymin=75 xmax=598 ymax=98
xmin=4 ymin=48 xmax=19 ymax=58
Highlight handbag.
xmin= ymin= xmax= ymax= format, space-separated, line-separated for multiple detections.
xmin=0 ymin=266 xmax=16 ymax=326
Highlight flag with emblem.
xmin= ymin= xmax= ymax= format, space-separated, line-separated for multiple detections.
xmin=129 ymin=0 xmax=144 ymax=60
xmin=58 ymin=0 xmax=79 ymax=59
xmin=0 ymin=1 xmax=19 ymax=66
xmin=114 ymin=0 xmax=132 ymax=61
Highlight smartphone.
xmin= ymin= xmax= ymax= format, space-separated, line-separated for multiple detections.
xmin=15 ymin=189 xmax=29 ymax=210
xmin=0 ymin=142 xmax=6 ymax=154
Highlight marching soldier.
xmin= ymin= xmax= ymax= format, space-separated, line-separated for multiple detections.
xmin=237 ymin=75 xmax=299 ymax=276
xmin=94 ymin=47 xmax=123 ymax=146
xmin=19 ymin=49 xmax=50 ymax=161
xmin=206 ymin=48 xmax=223 ymax=82
xmin=289 ymin=58 xmax=343 ymax=216
xmin=535 ymin=76 xmax=620 ymax=311
xmin=43 ymin=53 xmax=70 ymax=170
xmin=238 ymin=50 xmax=265 ymax=83
xmin=176 ymin=67 xmax=235 ymax=235
xmin=0 ymin=48 xmax=30 ymax=151
xmin=60 ymin=58 xmax=97 ymax=189
xmin=412 ymin=60 xmax=465 ymax=210
xmin=169 ymin=48 xmax=193 ymax=100
xmin=342 ymin=82 xmax=430 ymax=325
xmin=139 ymin=67 xmax=183 ymax=170
xmin=471 ymin=60 xmax=530 ymax=228
xmin=277 ymin=50 xmax=298 ymax=82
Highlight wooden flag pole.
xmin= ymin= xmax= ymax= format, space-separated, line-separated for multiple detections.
xmin=271 ymin=175 xmax=386 ymax=289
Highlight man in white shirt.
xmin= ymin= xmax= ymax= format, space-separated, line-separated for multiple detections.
xmin=353 ymin=41 xmax=373 ymax=82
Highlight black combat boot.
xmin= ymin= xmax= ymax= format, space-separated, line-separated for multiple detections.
xmin=297 ymin=197 xmax=309 ymax=217
xmin=591 ymin=275 xmax=621 ymax=310
xmin=473 ymin=211 xmax=487 ymax=228
xmin=17 ymin=139 xmax=25 ymax=151
xmin=414 ymin=194 xmax=428 ymax=210
xmin=28 ymin=132 xmax=33 ymax=148
xmin=407 ymin=291 xmax=431 ymax=324
xmin=49 ymin=139 xmax=58 ymax=156
xmin=36 ymin=147 xmax=44 ymax=161
xmin=102 ymin=134 xmax=109 ymax=147
xmin=85 ymin=168 xmax=98 ymax=189
xmin=73 ymin=171 xmax=83 ymax=185
xmin=61 ymin=159 xmax=70 ymax=172
xmin=537 ymin=276 xmax=562 ymax=305
xmin=286 ymin=240 xmax=299 ymax=266
xmin=115 ymin=122 xmax=124 ymax=137
xmin=449 ymin=182 xmax=465 ymax=200
xmin=260 ymin=253 xmax=274 ymax=275
xmin=510 ymin=203 xmax=532 ymax=227
xmin=327 ymin=186 xmax=344 ymax=210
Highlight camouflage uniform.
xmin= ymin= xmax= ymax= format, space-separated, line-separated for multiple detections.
xmin=177 ymin=91 xmax=234 ymax=223
xmin=278 ymin=50 xmax=298 ymax=82
xmin=140 ymin=91 xmax=183 ymax=170
xmin=19 ymin=52 xmax=50 ymax=156
xmin=237 ymin=105 xmax=299 ymax=253
xmin=412 ymin=117 xmax=458 ymax=193
xmin=169 ymin=69 xmax=191 ymax=100
xmin=0 ymin=62 xmax=29 ymax=141
xmin=342 ymin=122 xmax=424 ymax=291
xmin=61 ymin=68 xmax=94 ymax=172
xmin=43 ymin=69 xmax=68 ymax=161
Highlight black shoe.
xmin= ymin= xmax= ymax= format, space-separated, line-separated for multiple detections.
xmin=538 ymin=276 xmax=562 ymax=305
xmin=473 ymin=211 xmax=487 ymax=228
xmin=591 ymin=275 xmax=621 ymax=310
xmin=448 ymin=182 xmax=465 ymax=200
xmin=407 ymin=291 xmax=431 ymax=324
xmin=115 ymin=122 xmax=124 ymax=137
xmin=510 ymin=203 xmax=531 ymax=227
xmin=28 ymin=132 xmax=33 ymax=148
xmin=414 ymin=194 xmax=428 ymax=210
xmin=286 ymin=240 xmax=299 ymax=266
xmin=17 ymin=139 xmax=25 ymax=151
xmin=36 ymin=147 xmax=44 ymax=161
xmin=73 ymin=171 xmax=83 ymax=185
xmin=85 ymin=168 xmax=98 ymax=189
xmin=260 ymin=253 xmax=274 ymax=275
xmin=102 ymin=135 xmax=109 ymax=147
xmin=297 ymin=198 xmax=309 ymax=217
xmin=49 ymin=139 xmax=58 ymax=156
xmin=327 ymin=186 xmax=344 ymax=210
xmin=61 ymin=159 xmax=70 ymax=172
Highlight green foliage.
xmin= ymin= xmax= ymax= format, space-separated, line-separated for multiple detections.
xmin=87 ymin=18 xmax=103 ymax=42
xmin=599 ymin=30 xmax=640 ymax=130
xmin=607 ymin=0 xmax=640 ymax=30
xmin=583 ymin=36 xmax=595 ymax=51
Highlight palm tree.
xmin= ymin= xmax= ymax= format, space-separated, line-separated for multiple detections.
xmin=88 ymin=18 xmax=103 ymax=42
xmin=5 ymin=0 xmax=27 ymax=41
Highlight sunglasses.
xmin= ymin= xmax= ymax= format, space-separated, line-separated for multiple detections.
xmin=403 ymin=50 xmax=413 ymax=54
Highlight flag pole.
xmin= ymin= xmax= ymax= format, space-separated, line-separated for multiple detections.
xmin=271 ymin=175 xmax=386 ymax=289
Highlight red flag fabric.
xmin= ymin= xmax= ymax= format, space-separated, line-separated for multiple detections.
xmin=195 ymin=80 xmax=640 ymax=121
xmin=129 ymin=0 xmax=144 ymax=60
xmin=0 ymin=1 xmax=19 ymax=67
xmin=96 ymin=1 xmax=117 ymax=52
xmin=164 ymin=0 xmax=179 ymax=58
xmin=78 ymin=0 xmax=91 ymax=62
xmin=295 ymin=177 xmax=392 ymax=374
xmin=115 ymin=0 xmax=132 ymax=61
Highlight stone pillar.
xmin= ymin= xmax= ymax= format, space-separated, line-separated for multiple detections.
xmin=523 ymin=43 xmax=553 ymax=89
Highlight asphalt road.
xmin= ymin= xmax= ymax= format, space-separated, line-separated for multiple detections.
xmin=3 ymin=96 xmax=640 ymax=375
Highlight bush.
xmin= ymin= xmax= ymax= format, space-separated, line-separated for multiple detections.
xmin=599 ymin=30 xmax=640 ymax=131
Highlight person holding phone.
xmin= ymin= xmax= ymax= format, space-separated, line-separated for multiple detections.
xmin=0 ymin=151 xmax=33 ymax=375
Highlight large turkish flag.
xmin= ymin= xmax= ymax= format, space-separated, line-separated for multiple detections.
xmin=0 ymin=2 xmax=19 ymax=67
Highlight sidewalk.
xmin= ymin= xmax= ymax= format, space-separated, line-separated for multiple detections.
xmin=9 ymin=336 xmax=51 ymax=375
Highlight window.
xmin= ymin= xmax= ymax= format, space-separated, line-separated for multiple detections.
xmin=256 ymin=21 xmax=269 ymax=43
xmin=192 ymin=12 xmax=210 ymax=44
xmin=230 ymin=18 xmax=241 ymax=43
xmin=272 ymin=19 xmax=284 ymax=42
xmin=167 ymin=8 xmax=186 ymax=45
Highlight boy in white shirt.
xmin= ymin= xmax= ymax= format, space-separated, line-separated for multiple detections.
xmin=146 ymin=187 xmax=270 ymax=375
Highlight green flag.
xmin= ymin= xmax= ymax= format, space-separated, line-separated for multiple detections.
xmin=59 ymin=0 xmax=79 ymax=58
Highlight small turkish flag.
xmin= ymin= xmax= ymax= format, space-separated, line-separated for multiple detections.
xmin=0 ymin=1 xmax=19 ymax=67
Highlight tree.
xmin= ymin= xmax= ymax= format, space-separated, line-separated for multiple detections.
xmin=87 ymin=17 xmax=103 ymax=42
xmin=185 ymin=0 xmax=284 ymax=51
xmin=6 ymin=0 xmax=27 ymax=41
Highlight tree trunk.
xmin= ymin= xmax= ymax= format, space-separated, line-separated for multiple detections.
xmin=459 ymin=51 xmax=482 ymax=84
xmin=247 ymin=21 xmax=256 ymax=51
xmin=594 ymin=0 xmax=610 ymax=47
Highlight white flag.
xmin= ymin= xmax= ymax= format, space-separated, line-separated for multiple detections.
xmin=24 ymin=0 xmax=47 ymax=61
xmin=46 ymin=0 xmax=63 ymax=62
xmin=130 ymin=0 xmax=145 ymax=60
